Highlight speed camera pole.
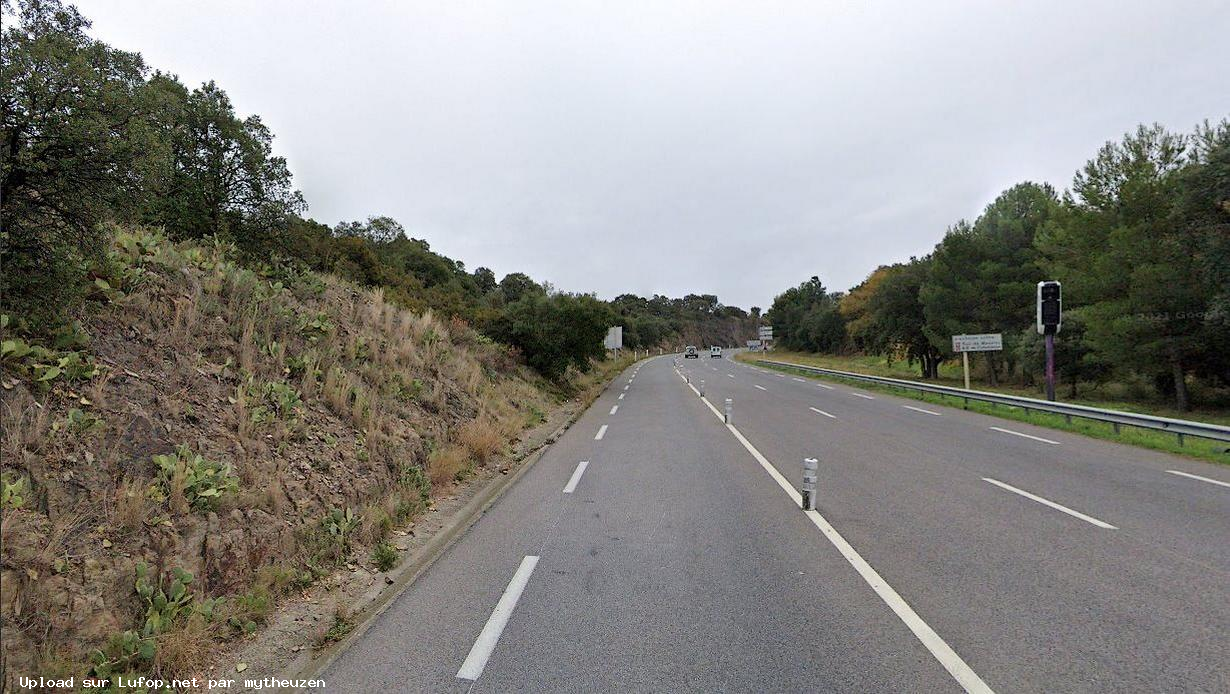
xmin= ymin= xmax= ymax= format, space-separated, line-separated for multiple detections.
xmin=1037 ymin=281 xmax=1062 ymax=402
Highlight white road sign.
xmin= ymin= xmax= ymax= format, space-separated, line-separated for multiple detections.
xmin=603 ymin=326 xmax=623 ymax=350
xmin=952 ymin=333 xmax=1003 ymax=353
xmin=758 ymin=326 xmax=773 ymax=339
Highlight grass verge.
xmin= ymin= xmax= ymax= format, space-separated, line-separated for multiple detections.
xmin=738 ymin=354 xmax=1230 ymax=466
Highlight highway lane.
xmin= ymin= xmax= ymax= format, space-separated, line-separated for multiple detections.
xmin=682 ymin=354 xmax=1230 ymax=692
xmin=316 ymin=353 xmax=1230 ymax=692
xmin=317 ymin=356 xmax=961 ymax=692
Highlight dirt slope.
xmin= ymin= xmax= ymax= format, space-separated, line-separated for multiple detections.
xmin=0 ymin=228 xmax=604 ymax=687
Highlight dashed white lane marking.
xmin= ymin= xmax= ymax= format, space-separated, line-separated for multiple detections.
xmin=684 ymin=381 xmax=993 ymax=693
xmin=754 ymin=385 xmax=768 ymax=391
xmin=594 ymin=425 xmax=608 ymax=440
xmin=809 ymin=406 xmax=837 ymax=419
xmin=609 ymin=405 xmax=618 ymax=415
xmin=817 ymin=383 xmax=835 ymax=390
xmin=982 ymin=478 xmax=1116 ymax=529
xmin=623 ymin=385 xmax=629 ymax=391
xmin=1167 ymin=470 xmax=1230 ymax=489
xmin=618 ymin=393 xmax=625 ymax=400
xmin=776 ymin=373 xmax=786 ymax=378
xmin=851 ymin=392 xmax=876 ymax=400
xmin=903 ymin=405 xmax=943 ymax=416
xmin=989 ymin=426 xmax=1059 ymax=445
xmin=793 ymin=377 xmax=807 ymax=382
xmin=562 ymin=461 xmax=589 ymax=494
xmin=456 ymin=555 xmax=540 ymax=680
xmin=727 ymin=374 xmax=735 ymax=378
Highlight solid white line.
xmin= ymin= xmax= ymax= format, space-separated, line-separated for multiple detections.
xmin=456 ymin=555 xmax=540 ymax=680
xmin=688 ymin=388 xmax=992 ymax=693
xmin=562 ymin=461 xmax=589 ymax=494
xmin=851 ymin=392 xmax=875 ymax=400
xmin=982 ymin=478 xmax=1116 ymax=529
xmin=609 ymin=405 xmax=618 ymax=415
xmin=594 ymin=425 xmax=608 ymax=440
xmin=1167 ymin=470 xmax=1230 ymax=489
xmin=809 ymin=406 xmax=837 ymax=419
xmin=817 ymin=383 xmax=835 ymax=390
xmin=903 ymin=405 xmax=943 ymax=417
xmin=989 ymin=426 xmax=1059 ymax=445
xmin=618 ymin=393 xmax=625 ymax=400
xmin=754 ymin=385 xmax=768 ymax=391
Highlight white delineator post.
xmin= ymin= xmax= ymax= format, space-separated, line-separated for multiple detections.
xmin=699 ymin=380 xmax=705 ymax=397
xmin=801 ymin=457 xmax=818 ymax=511
xmin=724 ymin=398 xmax=732 ymax=424
xmin=962 ymin=351 xmax=970 ymax=390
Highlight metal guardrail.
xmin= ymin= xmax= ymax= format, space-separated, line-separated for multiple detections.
xmin=755 ymin=358 xmax=1230 ymax=445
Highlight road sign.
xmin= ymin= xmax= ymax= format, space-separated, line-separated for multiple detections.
xmin=758 ymin=326 xmax=773 ymax=339
xmin=952 ymin=333 xmax=1003 ymax=353
xmin=746 ymin=340 xmax=762 ymax=350
xmin=1037 ymin=281 xmax=1061 ymax=335
xmin=952 ymin=333 xmax=1002 ymax=391
xmin=603 ymin=326 xmax=623 ymax=350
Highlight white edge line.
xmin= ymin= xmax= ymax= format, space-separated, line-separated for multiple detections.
xmin=989 ymin=426 xmax=1059 ymax=445
xmin=1166 ymin=470 xmax=1230 ymax=489
xmin=687 ymin=387 xmax=993 ymax=693
xmin=562 ymin=460 xmax=589 ymax=494
xmin=456 ymin=555 xmax=540 ymax=680
xmin=903 ymin=405 xmax=943 ymax=416
xmin=809 ymin=406 xmax=837 ymax=419
xmin=982 ymin=477 xmax=1116 ymax=529
xmin=594 ymin=424 xmax=607 ymax=440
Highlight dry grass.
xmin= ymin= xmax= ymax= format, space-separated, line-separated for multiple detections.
xmin=427 ymin=444 xmax=471 ymax=487
xmin=111 ymin=481 xmax=150 ymax=537
xmin=156 ymin=614 xmax=215 ymax=677
xmin=1 ymin=389 xmax=51 ymax=462
xmin=456 ymin=418 xmax=504 ymax=465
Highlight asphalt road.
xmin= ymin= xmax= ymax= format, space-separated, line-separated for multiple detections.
xmin=316 ymin=353 xmax=1230 ymax=693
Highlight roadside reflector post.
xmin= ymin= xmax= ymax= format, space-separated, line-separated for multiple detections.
xmin=699 ymin=380 xmax=705 ymax=397
xmin=801 ymin=458 xmax=818 ymax=511
xmin=724 ymin=398 xmax=732 ymax=424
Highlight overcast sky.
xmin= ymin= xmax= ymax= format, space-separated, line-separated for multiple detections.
xmin=77 ymin=0 xmax=1228 ymax=309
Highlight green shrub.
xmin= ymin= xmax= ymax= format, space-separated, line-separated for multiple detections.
xmin=150 ymin=445 xmax=239 ymax=511
xmin=1 ymin=474 xmax=28 ymax=510
xmin=371 ymin=542 xmax=398 ymax=572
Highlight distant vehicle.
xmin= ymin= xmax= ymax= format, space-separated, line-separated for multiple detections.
xmin=684 ymin=345 xmax=699 ymax=359
xmin=710 ymin=346 xmax=722 ymax=358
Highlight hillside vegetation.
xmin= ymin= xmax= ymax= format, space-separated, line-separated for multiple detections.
xmin=766 ymin=122 xmax=1230 ymax=413
xmin=0 ymin=228 xmax=619 ymax=684
xmin=0 ymin=0 xmax=755 ymax=374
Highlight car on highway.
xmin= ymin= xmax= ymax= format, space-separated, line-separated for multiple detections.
xmin=710 ymin=346 xmax=722 ymax=358
xmin=684 ymin=345 xmax=699 ymax=358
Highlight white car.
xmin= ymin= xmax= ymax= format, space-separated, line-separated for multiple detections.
xmin=710 ymin=346 xmax=722 ymax=358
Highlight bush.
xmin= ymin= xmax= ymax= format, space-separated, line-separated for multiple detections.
xmin=371 ymin=542 xmax=398 ymax=572
xmin=151 ymin=445 xmax=239 ymax=511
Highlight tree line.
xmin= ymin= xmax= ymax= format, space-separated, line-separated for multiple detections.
xmin=0 ymin=0 xmax=756 ymax=380
xmin=767 ymin=123 xmax=1229 ymax=411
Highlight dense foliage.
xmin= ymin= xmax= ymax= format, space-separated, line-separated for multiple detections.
xmin=0 ymin=0 xmax=755 ymax=377
xmin=768 ymin=124 xmax=1229 ymax=410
